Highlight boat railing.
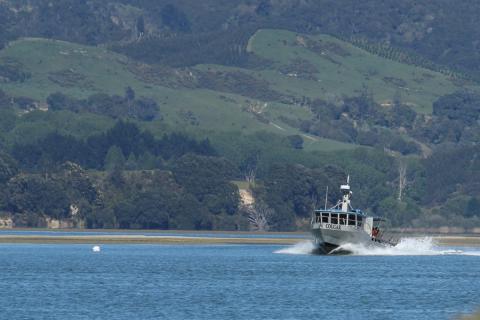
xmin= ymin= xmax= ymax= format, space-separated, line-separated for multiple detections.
xmin=312 ymin=216 xmax=364 ymax=228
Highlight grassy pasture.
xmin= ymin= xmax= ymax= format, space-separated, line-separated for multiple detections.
xmin=2 ymin=30 xmax=474 ymax=151
xmin=0 ymin=37 xmax=355 ymax=151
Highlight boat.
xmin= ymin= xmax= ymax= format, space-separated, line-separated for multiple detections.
xmin=310 ymin=176 xmax=397 ymax=254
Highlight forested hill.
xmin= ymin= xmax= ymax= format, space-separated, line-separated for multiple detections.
xmin=0 ymin=0 xmax=479 ymax=231
xmin=2 ymin=0 xmax=480 ymax=80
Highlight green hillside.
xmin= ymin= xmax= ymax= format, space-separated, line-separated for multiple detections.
xmin=0 ymin=37 xmax=351 ymax=151
xmin=1 ymin=29 xmax=478 ymax=148
xmin=1 ymin=10 xmax=480 ymax=231
xmin=213 ymin=29 xmax=478 ymax=114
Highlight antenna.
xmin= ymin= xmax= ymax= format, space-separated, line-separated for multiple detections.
xmin=324 ymin=186 xmax=328 ymax=210
xmin=347 ymin=174 xmax=350 ymax=185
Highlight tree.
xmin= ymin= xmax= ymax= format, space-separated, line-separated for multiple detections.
xmin=465 ymin=197 xmax=480 ymax=218
xmin=106 ymin=166 xmax=125 ymax=189
xmin=124 ymin=86 xmax=135 ymax=102
xmin=137 ymin=151 xmax=157 ymax=170
xmin=397 ymin=160 xmax=407 ymax=201
xmin=263 ymin=163 xmax=332 ymax=218
xmin=393 ymin=89 xmax=402 ymax=107
xmin=240 ymin=151 xmax=259 ymax=186
xmin=5 ymin=174 xmax=70 ymax=220
xmin=136 ymin=16 xmax=145 ymax=39
xmin=0 ymin=152 xmax=18 ymax=183
xmin=376 ymin=196 xmax=420 ymax=226
xmin=160 ymin=4 xmax=191 ymax=32
xmin=0 ymin=109 xmax=17 ymax=133
xmin=287 ymin=135 xmax=304 ymax=149
xmin=247 ymin=201 xmax=273 ymax=231
xmin=125 ymin=153 xmax=137 ymax=170
xmin=172 ymin=154 xmax=239 ymax=215
xmin=433 ymin=91 xmax=480 ymax=125
xmin=256 ymin=1 xmax=272 ymax=16
xmin=0 ymin=89 xmax=10 ymax=107
xmin=132 ymin=97 xmax=159 ymax=121
xmin=87 ymin=206 xmax=115 ymax=229
xmin=57 ymin=162 xmax=98 ymax=204
xmin=102 ymin=121 xmax=153 ymax=157
xmin=104 ymin=146 xmax=125 ymax=171
xmin=46 ymin=92 xmax=70 ymax=111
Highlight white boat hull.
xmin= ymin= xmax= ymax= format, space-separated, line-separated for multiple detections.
xmin=311 ymin=222 xmax=391 ymax=254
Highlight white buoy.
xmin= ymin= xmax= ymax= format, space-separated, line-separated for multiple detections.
xmin=92 ymin=245 xmax=101 ymax=252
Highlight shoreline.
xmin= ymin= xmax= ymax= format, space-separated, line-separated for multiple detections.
xmin=0 ymin=228 xmax=310 ymax=235
xmin=0 ymin=233 xmax=479 ymax=246
xmin=0 ymin=235 xmax=302 ymax=245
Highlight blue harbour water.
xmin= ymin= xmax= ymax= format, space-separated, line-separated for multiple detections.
xmin=1 ymin=240 xmax=480 ymax=319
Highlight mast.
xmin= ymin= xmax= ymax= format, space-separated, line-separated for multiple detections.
xmin=340 ymin=175 xmax=352 ymax=212
xmin=324 ymin=186 xmax=328 ymax=210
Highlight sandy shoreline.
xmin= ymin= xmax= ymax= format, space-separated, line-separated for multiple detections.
xmin=433 ymin=236 xmax=480 ymax=247
xmin=0 ymin=233 xmax=479 ymax=246
xmin=0 ymin=235 xmax=302 ymax=245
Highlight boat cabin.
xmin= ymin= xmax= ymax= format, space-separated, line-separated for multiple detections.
xmin=313 ymin=210 xmax=364 ymax=227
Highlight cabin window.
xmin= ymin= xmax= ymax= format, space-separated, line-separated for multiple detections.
xmin=357 ymin=216 xmax=363 ymax=227
xmin=348 ymin=214 xmax=356 ymax=226
xmin=331 ymin=213 xmax=338 ymax=224
xmin=315 ymin=212 xmax=321 ymax=223
xmin=339 ymin=213 xmax=347 ymax=225
xmin=322 ymin=213 xmax=329 ymax=223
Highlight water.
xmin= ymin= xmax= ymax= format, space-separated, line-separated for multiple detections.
xmin=1 ymin=239 xmax=480 ymax=320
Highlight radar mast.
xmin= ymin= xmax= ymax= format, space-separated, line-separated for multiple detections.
xmin=340 ymin=175 xmax=352 ymax=212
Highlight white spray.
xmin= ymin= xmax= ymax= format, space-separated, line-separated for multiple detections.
xmin=274 ymin=241 xmax=317 ymax=255
xmin=275 ymin=237 xmax=480 ymax=256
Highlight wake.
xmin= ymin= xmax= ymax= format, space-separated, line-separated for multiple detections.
xmin=274 ymin=241 xmax=317 ymax=255
xmin=275 ymin=237 xmax=480 ymax=256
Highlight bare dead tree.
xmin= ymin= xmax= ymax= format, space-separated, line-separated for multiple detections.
xmin=245 ymin=168 xmax=256 ymax=186
xmin=242 ymin=152 xmax=259 ymax=187
xmin=398 ymin=160 xmax=407 ymax=201
xmin=248 ymin=202 xmax=273 ymax=231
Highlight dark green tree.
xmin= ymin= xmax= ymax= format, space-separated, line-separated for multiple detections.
xmin=465 ymin=197 xmax=480 ymax=218
xmin=172 ymin=154 xmax=239 ymax=215
xmin=104 ymin=146 xmax=125 ymax=171
xmin=0 ymin=152 xmax=18 ymax=183
xmin=287 ymin=135 xmax=304 ymax=149
xmin=160 ymin=4 xmax=191 ymax=32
